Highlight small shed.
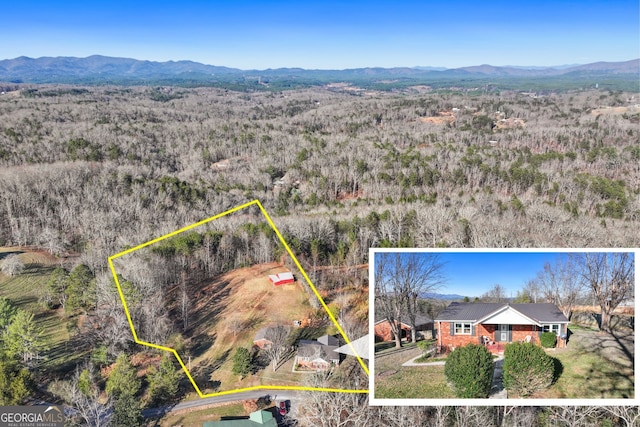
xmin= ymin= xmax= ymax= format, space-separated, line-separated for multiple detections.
xmin=269 ymin=271 xmax=294 ymax=286
xmin=253 ymin=327 xmax=272 ymax=349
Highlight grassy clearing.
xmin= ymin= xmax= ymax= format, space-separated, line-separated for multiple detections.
xmin=539 ymin=345 xmax=634 ymax=398
xmin=153 ymin=403 xmax=246 ymax=427
xmin=152 ymin=262 xmax=333 ymax=394
xmin=0 ymin=248 xmax=85 ymax=372
xmin=374 ymin=345 xmax=455 ymax=399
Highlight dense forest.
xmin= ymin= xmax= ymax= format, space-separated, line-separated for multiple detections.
xmin=0 ymin=83 xmax=638 ymax=426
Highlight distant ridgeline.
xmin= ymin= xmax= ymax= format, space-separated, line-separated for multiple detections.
xmin=0 ymin=56 xmax=638 ymax=92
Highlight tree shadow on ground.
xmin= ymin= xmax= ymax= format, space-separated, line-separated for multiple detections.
xmin=178 ymin=278 xmax=232 ymax=335
xmin=0 ymin=250 xmax=23 ymax=261
xmin=191 ymin=349 xmax=229 ymax=390
xmin=610 ymin=329 xmax=635 ymax=370
xmin=550 ymin=356 xmax=563 ymax=385
xmin=560 ymin=329 xmax=634 ymax=398
xmin=189 ymin=333 xmax=215 ymax=358
xmin=286 ymin=326 xmax=327 ymax=346
xmin=252 ymin=351 xmax=270 ymax=374
xmin=209 ymin=348 xmax=231 ymax=371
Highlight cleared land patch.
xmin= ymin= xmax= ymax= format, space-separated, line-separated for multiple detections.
xmin=109 ymin=200 xmax=368 ymax=398
xmin=184 ymin=262 xmax=323 ymax=393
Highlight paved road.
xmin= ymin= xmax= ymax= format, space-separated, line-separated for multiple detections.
xmin=142 ymin=389 xmax=301 ymax=418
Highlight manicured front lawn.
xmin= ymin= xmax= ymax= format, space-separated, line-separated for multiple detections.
xmin=375 ymin=365 xmax=454 ymax=398
xmin=375 ymin=345 xmax=455 ymax=399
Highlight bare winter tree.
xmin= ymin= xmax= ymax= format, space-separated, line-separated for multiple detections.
xmin=452 ymin=406 xmax=494 ymax=427
xmin=263 ymin=325 xmax=291 ymax=371
xmin=431 ymin=406 xmax=453 ymax=427
xmin=1 ymin=254 xmax=24 ymax=277
xmin=228 ymin=316 xmax=244 ymax=338
xmin=571 ymin=252 xmax=634 ymax=332
xmin=375 ymin=253 xmax=446 ymax=345
xmin=495 ymin=406 xmax=538 ymax=427
xmin=400 ymin=253 xmax=446 ymax=343
xmin=534 ymin=256 xmax=582 ymax=319
xmin=374 ymin=252 xmax=404 ymax=348
xmin=600 ymin=406 xmax=640 ymax=427
xmin=180 ymin=270 xmax=190 ymax=332
xmin=295 ymin=372 xmax=372 ymax=427
xmin=523 ymin=279 xmax=540 ymax=303
xmin=545 ymin=406 xmax=601 ymax=427
xmin=62 ymin=364 xmax=113 ymax=427
xmin=481 ymin=284 xmax=508 ymax=303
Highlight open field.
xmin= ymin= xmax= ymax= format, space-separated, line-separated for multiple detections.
xmin=188 ymin=263 xmax=329 ymax=392
xmin=0 ymin=247 xmax=86 ymax=373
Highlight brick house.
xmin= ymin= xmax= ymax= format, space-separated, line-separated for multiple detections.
xmin=435 ymin=302 xmax=569 ymax=353
xmin=294 ymin=335 xmax=340 ymax=371
xmin=374 ymin=314 xmax=433 ymax=342
xmin=253 ymin=327 xmax=273 ymax=349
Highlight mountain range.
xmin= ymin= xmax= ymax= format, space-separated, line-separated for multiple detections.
xmin=0 ymin=55 xmax=637 ymax=88
xmin=0 ymin=55 xmax=640 ymax=82
xmin=420 ymin=292 xmax=470 ymax=301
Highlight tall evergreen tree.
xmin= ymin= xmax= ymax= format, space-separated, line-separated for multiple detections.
xmin=3 ymin=309 xmax=47 ymax=367
xmin=66 ymin=264 xmax=96 ymax=313
xmin=147 ymin=354 xmax=181 ymax=404
xmin=106 ymin=353 xmax=142 ymax=427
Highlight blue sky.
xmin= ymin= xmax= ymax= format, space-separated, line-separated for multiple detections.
xmin=2 ymin=1 xmax=638 ymax=69
xmin=435 ymin=252 xmax=566 ymax=298
xmin=375 ymin=251 xmax=569 ymax=298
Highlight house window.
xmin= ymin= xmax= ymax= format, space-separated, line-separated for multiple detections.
xmin=542 ymin=324 xmax=561 ymax=336
xmin=454 ymin=323 xmax=472 ymax=335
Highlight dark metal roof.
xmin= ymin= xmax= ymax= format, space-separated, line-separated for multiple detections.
xmin=511 ymin=303 xmax=569 ymax=323
xmin=435 ymin=302 xmax=503 ymax=321
xmin=297 ymin=340 xmax=339 ymax=359
xmin=253 ymin=327 xmax=269 ymax=341
xmin=435 ymin=302 xmax=569 ymax=323
xmin=317 ymin=334 xmax=339 ymax=347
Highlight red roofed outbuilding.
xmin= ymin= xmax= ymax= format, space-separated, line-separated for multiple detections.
xmin=269 ymin=271 xmax=294 ymax=286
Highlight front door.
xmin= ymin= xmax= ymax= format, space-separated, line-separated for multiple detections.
xmin=499 ymin=324 xmax=509 ymax=342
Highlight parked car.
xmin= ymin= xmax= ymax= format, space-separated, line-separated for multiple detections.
xmin=278 ymin=401 xmax=287 ymax=416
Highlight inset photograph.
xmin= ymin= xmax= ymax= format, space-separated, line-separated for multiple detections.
xmin=370 ymin=249 xmax=635 ymax=404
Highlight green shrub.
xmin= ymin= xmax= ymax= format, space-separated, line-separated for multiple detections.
xmin=540 ymin=332 xmax=557 ymax=348
xmin=503 ymin=342 xmax=554 ymax=397
xmin=444 ymin=344 xmax=494 ymax=398
xmin=417 ymin=340 xmax=434 ymax=355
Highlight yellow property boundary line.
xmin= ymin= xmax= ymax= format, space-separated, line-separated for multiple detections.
xmin=108 ymin=199 xmax=369 ymax=398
